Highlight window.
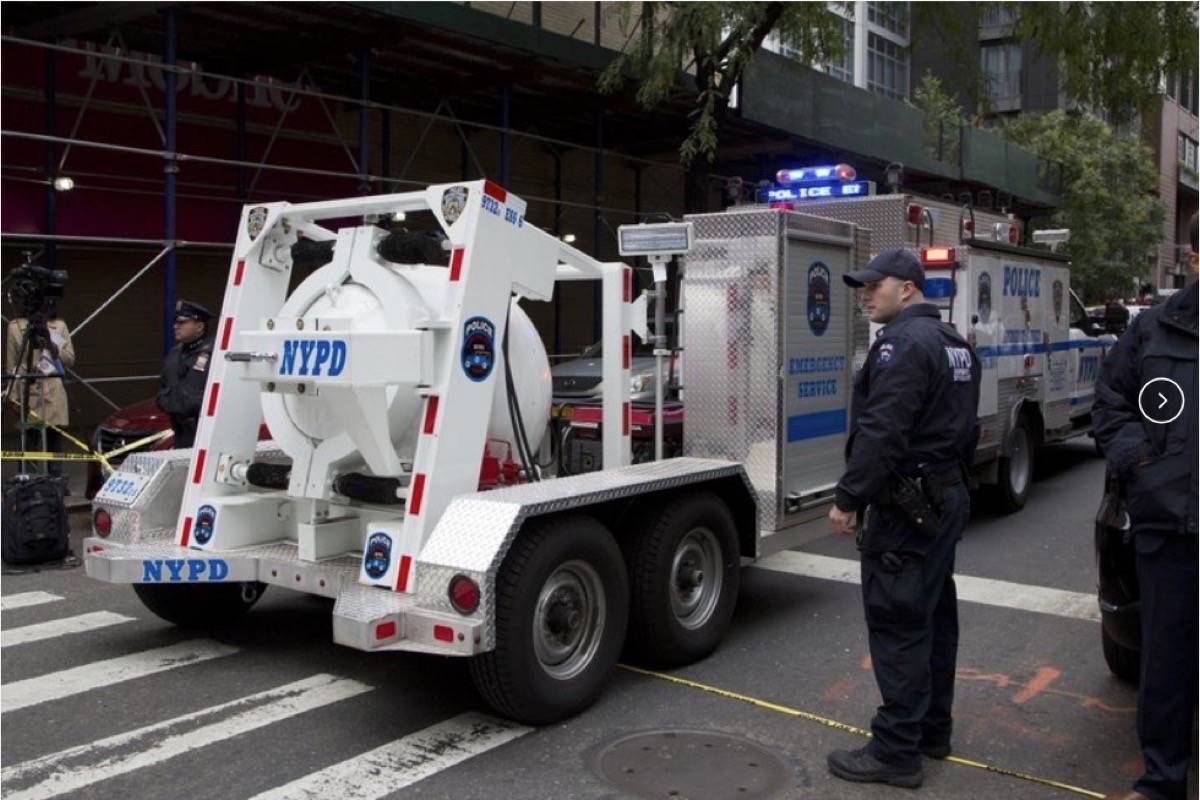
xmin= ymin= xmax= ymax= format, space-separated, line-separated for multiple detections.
xmin=980 ymin=43 xmax=1022 ymax=107
xmin=1180 ymin=134 xmax=1198 ymax=171
xmin=821 ymin=15 xmax=855 ymax=84
xmin=979 ymin=5 xmax=1018 ymax=30
xmin=867 ymin=32 xmax=908 ymax=100
xmin=867 ymin=2 xmax=909 ymax=37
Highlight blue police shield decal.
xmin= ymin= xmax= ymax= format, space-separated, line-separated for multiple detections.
xmin=364 ymin=532 xmax=392 ymax=580
xmin=807 ymin=262 xmax=831 ymax=336
xmin=1053 ymin=279 xmax=1064 ymax=323
xmin=194 ymin=505 xmax=217 ymax=545
xmin=977 ymin=272 xmax=992 ymax=324
xmin=461 ymin=316 xmax=496 ymax=382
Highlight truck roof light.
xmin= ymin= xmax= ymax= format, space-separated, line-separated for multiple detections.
xmin=907 ymin=203 xmax=923 ymax=226
xmin=921 ymin=247 xmax=956 ymax=264
xmin=775 ymin=163 xmax=856 ymax=184
xmin=617 ymin=222 xmax=694 ymax=257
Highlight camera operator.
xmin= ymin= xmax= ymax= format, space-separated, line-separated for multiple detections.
xmin=5 ymin=298 xmax=76 ymax=476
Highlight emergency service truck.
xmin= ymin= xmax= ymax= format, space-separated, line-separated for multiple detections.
xmin=85 ymin=182 xmax=876 ymax=725
xmin=763 ymin=172 xmax=1109 ymax=511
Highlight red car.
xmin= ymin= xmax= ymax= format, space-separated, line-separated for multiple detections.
xmin=87 ymin=398 xmax=269 ymax=498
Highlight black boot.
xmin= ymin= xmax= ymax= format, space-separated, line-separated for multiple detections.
xmin=827 ymin=747 xmax=923 ymax=789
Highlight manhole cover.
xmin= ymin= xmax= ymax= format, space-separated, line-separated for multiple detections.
xmin=590 ymin=730 xmax=793 ymax=799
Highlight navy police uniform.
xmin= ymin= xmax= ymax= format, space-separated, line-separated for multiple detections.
xmin=833 ymin=249 xmax=981 ymax=776
xmin=1094 ymin=280 xmax=1197 ymax=800
xmin=156 ymin=301 xmax=214 ymax=449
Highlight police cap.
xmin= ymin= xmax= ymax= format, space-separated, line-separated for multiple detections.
xmin=174 ymin=300 xmax=213 ymax=322
xmin=844 ymin=247 xmax=925 ymax=290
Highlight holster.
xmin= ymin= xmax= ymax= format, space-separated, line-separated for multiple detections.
xmin=876 ymin=463 xmax=963 ymax=538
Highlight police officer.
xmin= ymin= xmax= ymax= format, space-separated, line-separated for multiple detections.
xmin=1094 ymin=212 xmax=1197 ymax=800
xmin=825 ymin=248 xmax=980 ymax=789
xmin=156 ymin=300 xmax=214 ymax=448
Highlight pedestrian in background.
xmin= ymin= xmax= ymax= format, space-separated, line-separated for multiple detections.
xmin=1094 ymin=212 xmax=1198 ymax=800
xmin=156 ymin=300 xmax=214 ymax=449
xmin=5 ymin=299 xmax=75 ymax=476
xmin=825 ymin=248 xmax=981 ymax=789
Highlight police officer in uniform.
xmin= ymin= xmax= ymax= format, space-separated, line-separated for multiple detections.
xmin=826 ymin=249 xmax=981 ymax=789
xmin=156 ymin=300 xmax=214 ymax=448
xmin=1095 ymin=213 xmax=1197 ymax=800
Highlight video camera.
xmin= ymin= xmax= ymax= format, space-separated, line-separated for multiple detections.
xmin=6 ymin=252 xmax=68 ymax=316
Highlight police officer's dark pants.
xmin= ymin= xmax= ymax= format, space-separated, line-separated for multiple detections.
xmin=1133 ymin=534 xmax=1198 ymax=800
xmin=860 ymin=483 xmax=969 ymax=769
xmin=171 ymin=417 xmax=198 ymax=449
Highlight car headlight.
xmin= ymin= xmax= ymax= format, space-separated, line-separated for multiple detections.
xmin=630 ymin=374 xmax=652 ymax=393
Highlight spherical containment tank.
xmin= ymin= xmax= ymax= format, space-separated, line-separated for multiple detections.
xmin=261 ymin=258 xmax=550 ymax=480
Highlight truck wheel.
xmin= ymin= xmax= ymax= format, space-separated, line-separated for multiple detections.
xmin=996 ymin=419 xmax=1034 ymax=512
xmin=133 ymin=582 xmax=266 ymax=629
xmin=1101 ymin=625 xmax=1140 ymax=684
xmin=469 ymin=514 xmax=628 ymax=725
xmin=624 ymin=492 xmax=741 ymax=668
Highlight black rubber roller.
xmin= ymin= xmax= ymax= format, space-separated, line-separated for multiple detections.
xmin=245 ymin=462 xmax=291 ymax=490
xmin=333 ymin=473 xmax=406 ymax=505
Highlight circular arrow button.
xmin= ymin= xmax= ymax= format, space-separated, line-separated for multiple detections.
xmin=1137 ymin=377 xmax=1185 ymax=425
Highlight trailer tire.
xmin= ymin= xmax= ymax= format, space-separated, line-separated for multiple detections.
xmin=623 ymin=492 xmax=741 ymax=668
xmin=133 ymin=581 xmax=266 ymax=629
xmin=996 ymin=418 xmax=1034 ymax=512
xmin=1101 ymin=625 xmax=1140 ymax=685
xmin=470 ymin=514 xmax=628 ymax=725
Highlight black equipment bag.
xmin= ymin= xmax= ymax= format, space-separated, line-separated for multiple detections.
xmin=2 ymin=474 xmax=70 ymax=565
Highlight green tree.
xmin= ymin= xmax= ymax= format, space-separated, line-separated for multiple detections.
xmin=1002 ymin=110 xmax=1164 ymax=302
xmin=598 ymin=2 xmax=845 ymax=210
xmin=1013 ymin=2 xmax=1199 ymax=126
xmin=911 ymin=71 xmax=967 ymax=164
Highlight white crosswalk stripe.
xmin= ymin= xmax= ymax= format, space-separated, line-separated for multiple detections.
xmin=1 ymin=639 xmax=239 ymax=713
xmin=1 ymin=611 xmax=137 ymax=648
xmin=1 ymin=592 xmax=64 ymax=611
xmin=1 ymin=673 xmax=374 ymax=800
xmin=249 ymin=711 xmax=532 ymax=800
xmin=756 ymin=551 xmax=1101 ymax=622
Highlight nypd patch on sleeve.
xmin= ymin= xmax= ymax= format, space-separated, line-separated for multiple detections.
xmin=872 ymin=340 xmax=898 ymax=368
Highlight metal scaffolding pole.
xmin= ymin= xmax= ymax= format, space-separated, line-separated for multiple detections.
xmin=358 ymin=49 xmax=371 ymax=195
xmin=592 ymin=108 xmax=603 ymax=341
xmin=553 ymin=149 xmax=563 ymax=355
xmin=381 ymin=107 xmax=391 ymax=182
xmin=162 ymin=8 xmax=178 ymax=353
xmin=44 ymin=48 xmax=57 ymax=270
xmin=236 ymin=81 xmax=247 ymax=202
xmin=500 ymin=85 xmax=511 ymax=187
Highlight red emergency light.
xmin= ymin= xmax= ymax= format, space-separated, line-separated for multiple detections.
xmin=907 ymin=203 xmax=923 ymax=226
xmin=921 ymin=247 xmax=956 ymax=264
xmin=1008 ymin=224 xmax=1020 ymax=245
xmin=94 ymin=508 xmax=112 ymax=537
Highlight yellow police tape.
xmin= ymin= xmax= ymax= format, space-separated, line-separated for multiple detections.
xmin=1 ymin=417 xmax=171 ymax=472
xmin=618 ymin=664 xmax=1106 ymax=799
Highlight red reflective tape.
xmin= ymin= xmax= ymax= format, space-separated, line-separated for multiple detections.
xmin=482 ymin=180 xmax=507 ymax=203
xmin=623 ymin=335 xmax=630 ymax=370
xmin=449 ymin=249 xmax=464 ymax=282
xmin=192 ymin=449 xmax=207 ymax=484
xmin=233 ymin=260 xmax=245 ymax=286
xmin=433 ymin=624 xmax=454 ymax=642
xmin=206 ymin=382 xmax=220 ymax=417
xmin=422 ymin=396 xmax=439 ymax=435
xmin=623 ymin=401 xmax=630 ymax=437
xmin=180 ymin=516 xmax=193 ymax=547
xmin=396 ymin=555 xmax=413 ymax=592
xmin=220 ymin=317 xmax=233 ymax=350
xmin=623 ymin=267 xmax=632 ymax=303
xmin=375 ymin=621 xmax=397 ymax=640
xmin=408 ymin=474 xmax=426 ymax=516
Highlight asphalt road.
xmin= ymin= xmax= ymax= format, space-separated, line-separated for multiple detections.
xmin=3 ymin=439 xmax=1196 ymax=799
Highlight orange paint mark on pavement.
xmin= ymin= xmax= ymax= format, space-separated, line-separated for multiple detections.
xmin=1011 ymin=666 xmax=1061 ymax=704
xmin=821 ymin=677 xmax=859 ymax=703
xmin=861 ymin=655 xmax=872 ymax=670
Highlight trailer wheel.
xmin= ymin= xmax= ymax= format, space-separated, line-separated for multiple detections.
xmin=624 ymin=492 xmax=741 ymax=668
xmin=996 ymin=418 xmax=1034 ymax=512
xmin=470 ymin=514 xmax=628 ymax=725
xmin=1101 ymin=625 xmax=1140 ymax=685
xmin=133 ymin=581 xmax=266 ymax=629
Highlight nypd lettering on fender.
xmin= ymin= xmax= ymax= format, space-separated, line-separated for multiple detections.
xmin=279 ymin=339 xmax=348 ymax=377
xmin=141 ymin=559 xmax=230 ymax=582
xmin=462 ymin=316 xmax=496 ymax=381
xmin=807 ymin=262 xmax=831 ymax=336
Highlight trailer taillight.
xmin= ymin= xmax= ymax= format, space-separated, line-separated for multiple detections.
xmin=94 ymin=509 xmax=112 ymax=537
xmin=907 ymin=203 xmax=923 ymax=226
xmin=921 ymin=247 xmax=956 ymax=264
xmin=449 ymin=575 xmax=480 ymax=615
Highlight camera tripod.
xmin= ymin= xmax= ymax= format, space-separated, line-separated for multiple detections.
xmin=3 ymin=311 xmax=62 ymax=476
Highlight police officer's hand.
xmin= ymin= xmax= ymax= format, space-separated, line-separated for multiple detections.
xmin=829 ymin=504 xmax=856 ymax=537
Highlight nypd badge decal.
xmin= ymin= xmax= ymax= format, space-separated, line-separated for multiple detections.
xmin=441 ymin=186 xmax=468 ymax=225
xmin=807 ymin=262 xmax=831 ymax=336
xmin=363 ymin=532 xmax=392 ymax=580
xmin=194 ymin=504 xmax=217 ymax=546
xmin=246 ymin=206 xmax=269 ymax=241
xmin=462 ymin=316 xmax=496 ymax=382
xmin=977 ymin=273 xmax=992 ymax=324
xmin=1053 ymin=279 xmax=1064 ymax=324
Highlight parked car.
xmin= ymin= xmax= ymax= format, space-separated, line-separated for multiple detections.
xmin=87 ymin=397 xmax=270 ymax=498
xmin=1094 ymin=466 xmax=1140 ymax=684
xmin=551 ymin=339 xmax=676 ymax=413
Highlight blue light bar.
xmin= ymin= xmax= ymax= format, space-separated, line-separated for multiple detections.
xmin=765 ymin=180 xmax=872 ymax=202
xmin=775 ymin=163 xmax=857 ymax=184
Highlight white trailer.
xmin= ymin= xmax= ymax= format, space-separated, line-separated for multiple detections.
xmin=84 ymin=183 xmax=869 ymax=724
xmin=776 ymin=192 xmax=1109 ymax=510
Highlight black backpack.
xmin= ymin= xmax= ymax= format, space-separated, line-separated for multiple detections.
xmin=2 ymin=474 xmax=70 ymax=565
